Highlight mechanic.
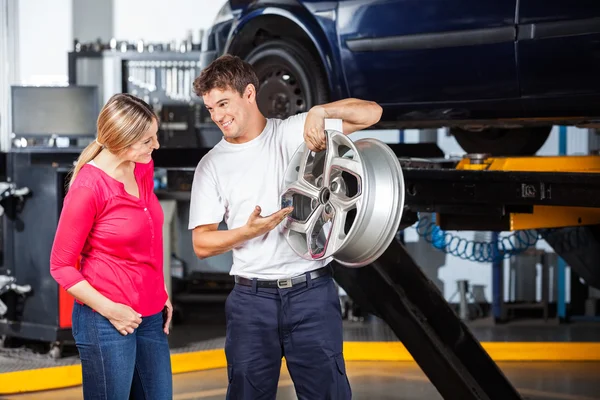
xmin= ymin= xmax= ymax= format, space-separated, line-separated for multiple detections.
xmin=189 ymin=54 xmax=382 ymax=399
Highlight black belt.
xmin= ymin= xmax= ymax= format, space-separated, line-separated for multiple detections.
xmin=234 ymin=266 xmax=331 ymax=289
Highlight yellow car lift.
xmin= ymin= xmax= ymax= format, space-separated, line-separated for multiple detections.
xmin=455 ymin=154 xmax=600 ymax=230
xmin=401 ymin=153 xmax=600 ymax=232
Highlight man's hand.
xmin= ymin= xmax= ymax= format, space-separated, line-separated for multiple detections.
xmin=245 ymin=205 xmax=293 ymax=238
xmin=304 ymin=106 xmax=327 ymax=152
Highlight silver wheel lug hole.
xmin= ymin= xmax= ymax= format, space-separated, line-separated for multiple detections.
xmin=331 ymin=181 xmax=338 ymax=192
xmin=311 ymin=199 xmax=318 ymax=210
xmin=325 ymin=204 xmax=332 ymax=214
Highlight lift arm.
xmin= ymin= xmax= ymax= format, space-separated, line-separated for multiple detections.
xmin=401 ymin=155 xmax=600 ymax=231
xmin=400 ymin=155 xmax=600 ymax=289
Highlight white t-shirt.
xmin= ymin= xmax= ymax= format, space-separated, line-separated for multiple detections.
xmin=188 ymin=112 xmax=343 ymax=279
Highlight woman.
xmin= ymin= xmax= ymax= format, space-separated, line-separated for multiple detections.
xmin=50 ymin=93 xmax=173 ymax=399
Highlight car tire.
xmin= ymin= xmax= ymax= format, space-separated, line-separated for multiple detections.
xmin=245 ymin=40 xmax=329 ymax=119
xmin=451 ymin=126 xmax=553 ymax=156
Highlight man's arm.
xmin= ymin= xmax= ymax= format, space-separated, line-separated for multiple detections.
xmin=192 ymin=205 xmax=293 ymax=259
xmin=188 ymin=157 xmax=242 ymax=260
xmin=316 ymin=98 xmax=383 ymax=134
xmin=192 ymin=223 xmax=252 ymax=259
xmin=303 ymin=98 xmax=382 ymax=151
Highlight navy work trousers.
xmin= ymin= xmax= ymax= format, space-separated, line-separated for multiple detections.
xmin=224 ymin=271 xmax=352 ymax=399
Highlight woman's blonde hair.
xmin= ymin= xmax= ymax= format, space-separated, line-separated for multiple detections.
xmin=69 ymin=93 xmax=156 ymax=187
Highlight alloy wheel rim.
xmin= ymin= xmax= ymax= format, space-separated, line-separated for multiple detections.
xmin=280 ymin=130 xmax=405 ymax=267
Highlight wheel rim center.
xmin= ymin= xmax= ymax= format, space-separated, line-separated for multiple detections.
xmin=319 ymin=188 xmax=331 ymax=205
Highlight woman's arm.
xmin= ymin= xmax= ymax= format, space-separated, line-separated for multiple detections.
xmin=50 ymin=186 xmax=142 ymax=334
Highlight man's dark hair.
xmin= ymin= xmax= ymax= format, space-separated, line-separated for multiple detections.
xmin=193 ymin=54 xmax=260 ymax=97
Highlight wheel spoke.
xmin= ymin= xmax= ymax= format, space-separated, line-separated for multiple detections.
xmin=330 ymin=157 xmax=362 ymax=177
xmin=297 ymin=149 xmax=326 ymax=189
xmin=331 ymin=193 xmax=361 ymax=213
xmin=287 ymin=205 xmax=323 ymax=240
xmin=326 ymin=209 xmax=349 ymax=252
xmin=298 ymin=149 xmax=311 ymax=185
xmin=323 ymin=132 xmax=339 ymax=187
xmin=281 ymin=179 xmax=320 ymax=224
xmin=287 ymin=204 xmax=323 ymax=234
xmin=323 ymin=130 xmax=362 ymax=186
xmin=284 ymin=180 xmax=320 ymax=203
xmin=307 ymin=206 xmax=334 ymax=258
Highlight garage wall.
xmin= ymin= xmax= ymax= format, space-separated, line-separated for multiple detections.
xmin=537 ymin=126 xmax=590 ymax=156
xmin=18 ymin=0 xmax=72 ymax=85
xmin=113 ymin=0 xmax=226 ymax=44
xmin=16 ymin=0 xmax=226 ymax=85
xmin=72 ymin=0 xmax=113 ymax=43
xmin=0 ymin=0 xmax=19 ymax=150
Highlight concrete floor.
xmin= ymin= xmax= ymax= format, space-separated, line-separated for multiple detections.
xmin=3 ymin=361 xmax=599 ymax=400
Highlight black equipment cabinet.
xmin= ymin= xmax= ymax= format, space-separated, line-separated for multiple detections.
xmin=0 ymin=150 xmax=80 ymax=352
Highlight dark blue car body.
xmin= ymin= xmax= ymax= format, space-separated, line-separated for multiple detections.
xmin=201 ymin=0 xmax=600 ymax=153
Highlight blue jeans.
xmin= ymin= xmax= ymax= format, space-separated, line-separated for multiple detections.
xmin=72 ymin=302 xmax=173 ymax=400
xmin=225 ymin=273 xmax=352 ymax=400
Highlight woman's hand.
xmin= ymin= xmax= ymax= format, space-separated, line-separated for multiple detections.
xmin=103 ymin=302 xmax=143 ymax=336
xmin=163 ymin=298 xmax=173 ymax=335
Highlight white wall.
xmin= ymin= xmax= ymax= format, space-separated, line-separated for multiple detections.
xmin=113 ymin=0 xmax=226 ymax=45
xmin=16 ymin=0 xmax=227 ymax=86
xmin=18 ymin=0 xmax=72 ymax=85
xmin=0 ymin=0 xmax=19 ymax=150
xmin=73 ymin=0 xmax=113 ymax=43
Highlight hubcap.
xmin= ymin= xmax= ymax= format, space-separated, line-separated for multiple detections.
xmin=280 ymin=130 xmax=405 ymax=267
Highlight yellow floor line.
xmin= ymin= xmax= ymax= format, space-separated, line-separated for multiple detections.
xmin=343 ymin=342 xmax=600 ymax=362
xmin=1 ymin=342 xmax=600 ymax=394
xmin=171 ymin=349 xmax=226 ymax=375
xmin=0 ymin=365 xmax=83 ymax=395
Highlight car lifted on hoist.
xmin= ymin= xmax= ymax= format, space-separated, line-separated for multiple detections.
xmin=200 ymin=0 xmax=600 ymax=156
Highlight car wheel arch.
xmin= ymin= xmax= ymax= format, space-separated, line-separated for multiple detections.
xmin=225 ymin=9 xmax=342 ymax=100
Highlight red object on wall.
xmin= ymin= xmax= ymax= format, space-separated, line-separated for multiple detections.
xmin=58 ymin=257 xmax=80 ymax=329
